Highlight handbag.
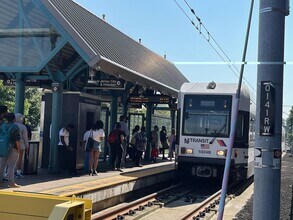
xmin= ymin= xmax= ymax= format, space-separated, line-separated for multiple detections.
xmin=86 ymin=130 xmax=94 ymax=151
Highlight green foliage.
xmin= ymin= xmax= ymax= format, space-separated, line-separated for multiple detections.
xmin=0 ymin=81 xmax=41 ymax=130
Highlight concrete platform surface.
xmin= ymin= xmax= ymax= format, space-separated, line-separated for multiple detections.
xmin=0 ymin=159 xmax=175 ymax=194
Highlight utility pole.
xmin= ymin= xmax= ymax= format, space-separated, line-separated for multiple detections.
xmin=253 ymin=1 xmax=289 ymax=219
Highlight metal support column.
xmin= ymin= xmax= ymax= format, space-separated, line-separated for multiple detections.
xmin=145 ymin=103 xmax=153 ymax=161
xmin=14 ymin=74 xmax=25 ymax=114
xmin=122 ymin=93 xmax=128 ymax=116
xmin=110 ymin=94 xmax=118 ymax=131
xmin=108 ymin=94 xmax=118 ymax=166
xmin=48 ymin=83 xmax=63 ymax=173
xmin=171 ymin=110 xmax=176 ymax=129
xmin=253 ymin=1 xmax=288 ymax=219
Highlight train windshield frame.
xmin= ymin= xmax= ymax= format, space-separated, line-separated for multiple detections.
xmin=182 ymin=95 xmax=232 ymax=137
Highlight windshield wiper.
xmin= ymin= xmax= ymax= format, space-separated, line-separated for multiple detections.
xmin=209 ymin=123 xmax=227 ymax=144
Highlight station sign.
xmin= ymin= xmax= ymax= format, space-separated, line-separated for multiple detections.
xmin=85 ymin=77 xmax=125 ymax=90
xmin=260 ymin=81 xmax=275 ymax=136
xmin=128 ymin=103 xmax=142 ymax=109
xmin=3 ymin=78 xmax=40 ymax=87
xmin=129 ymin=95 xmax=170 ymax=104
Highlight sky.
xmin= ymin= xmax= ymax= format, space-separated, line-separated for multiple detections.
xmin=74 ymin=0 xmax=292 ymax=119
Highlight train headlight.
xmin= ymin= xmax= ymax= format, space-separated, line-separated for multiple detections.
xmin=180 ymin=147 xmax=193 ymax=154
xmin=217 ymin=150 xmax=227 ymax=156
xmin=186 ymin=148 xmax=193 ymax=154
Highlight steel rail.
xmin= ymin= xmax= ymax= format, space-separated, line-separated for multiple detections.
xmin=178 ymin=189 xmax=221 ymax=220
xmin=92 ymin=183 xmax=183 ymax=220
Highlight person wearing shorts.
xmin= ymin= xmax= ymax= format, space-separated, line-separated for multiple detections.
xmin=89 ymin=120 xmax=105 ymax=175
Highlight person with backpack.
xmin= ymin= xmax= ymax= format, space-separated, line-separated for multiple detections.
xmin=15 ymin=113 xmax=29 ymax=179
xmin=134 ymin=126 xmax=147 ymax=167
xmin=0 ymin=113 xmax=21 ymax=188
xmin=108 ymin=122 xmax=125 ymax=172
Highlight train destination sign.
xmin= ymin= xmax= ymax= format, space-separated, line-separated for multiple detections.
xmin=260 ymin=81 xmax=275 ymax=136
xmin=85 ymin=78 xmax=125 ymax=90
xmin=129 ymin=95 xmax=170 ymax=104
xmin=3 ymin=79 xmax=40 ymax=87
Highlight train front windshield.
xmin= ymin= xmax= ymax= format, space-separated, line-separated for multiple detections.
xmin=182 ymin=95 xmax=232 ymax=137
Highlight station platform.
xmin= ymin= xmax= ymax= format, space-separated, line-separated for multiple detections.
xmin=0 ymin=158 xmax=176 ymax=213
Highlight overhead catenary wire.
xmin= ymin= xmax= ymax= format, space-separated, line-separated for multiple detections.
xmin=174 ymin=0 xmax=292 ymax=118
xmin=174 ymin=0 xmax=256 ymax=94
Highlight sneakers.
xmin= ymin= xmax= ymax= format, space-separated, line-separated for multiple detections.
xmin=8 ymin=183 xmax=21 ymax=188
xmin=15 ymin=173 xmax=24 ymax=179
xmin=92 ymin=170 xmax=98 ymax=176
xmin=117 ymin=168 xmax=123 ymax=172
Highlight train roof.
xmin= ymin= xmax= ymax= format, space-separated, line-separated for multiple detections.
xmin=181 ymin=82 xmax=250 ymax=96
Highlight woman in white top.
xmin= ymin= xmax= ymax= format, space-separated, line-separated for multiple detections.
xmin=89 ymin=120 xmax=105 ymax=175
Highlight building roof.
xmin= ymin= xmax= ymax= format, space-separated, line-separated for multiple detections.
xmin=41 ymin=0 xmax=188 ymax=96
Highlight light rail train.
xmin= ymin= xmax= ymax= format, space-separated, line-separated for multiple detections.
xmin=176 ymin=82 xmax=255 ymax=181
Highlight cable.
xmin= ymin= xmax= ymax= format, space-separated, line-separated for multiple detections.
xmin=175 ymin=0 xmax=256 ymax=93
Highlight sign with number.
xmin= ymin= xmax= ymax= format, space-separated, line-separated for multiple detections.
xmin=260 ymin=81 xmax=275 ymax=136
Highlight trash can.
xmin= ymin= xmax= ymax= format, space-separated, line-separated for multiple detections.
xmin=23 ymin=141 xmax=39 ymax=175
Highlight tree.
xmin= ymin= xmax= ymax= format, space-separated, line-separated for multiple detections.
xmin=286 ymin=107 xmax=293 ymax=147
xmin=0 ymin=80 xmax=42 ymax=130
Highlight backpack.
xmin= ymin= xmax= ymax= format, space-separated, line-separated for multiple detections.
xmin=0 ymin=123 xmax=13 ymax=157
xmin=108 ymin=131 xmax=119 ymax=144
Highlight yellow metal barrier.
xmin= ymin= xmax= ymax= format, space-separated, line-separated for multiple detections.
xmin=0 ymin=192 xmax=92 ymax=220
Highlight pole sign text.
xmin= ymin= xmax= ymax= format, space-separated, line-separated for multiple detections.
xmin=260 ymin=81 xmax=275 ymax=136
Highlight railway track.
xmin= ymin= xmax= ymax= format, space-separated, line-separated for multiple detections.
xmin=91 ymin=180 xmax=217 ymax=220
xmin=91 ymin=177 xmax=253 ymax=220
xmin=178 ymin=177 xmax=254 ymax=220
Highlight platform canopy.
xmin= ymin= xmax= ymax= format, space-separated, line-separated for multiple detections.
xmin=0 ymin=0 xmax=188 ymax=96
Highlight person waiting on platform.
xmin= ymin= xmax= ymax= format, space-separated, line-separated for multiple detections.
xmin=150 ymin=125 xmax=159 ymax=162
xmin=0 ymin=113 xmax=21 ymax=188
xmin=109 ymin=122 xmax=125 ymax=172
xmin=160 ymin=126 xmax=169 ymax=160
xmin=14 ymin=113 xmax=29 ymax=179
xmin=134 ymin=126 xmax=147 ymax=167
xmin=88 ymin=120 xmax=105 ymax=176
xmin=129 ymin=125 xmax=140 ymax=162
xmin=119 ymin=115 xmax=129 ymax=168
xmin=168 ymin=128 xmax=176 ymax=161
xmin=58 ymin=123 xmax=75 ymax=177
xmin=83 ymin=124 xmax=93 ymax=173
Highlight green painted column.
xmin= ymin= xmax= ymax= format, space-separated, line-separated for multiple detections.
xmin=110 ymin=94 xmax=118 ymax=131
xmin=171 ymin=110 xmax=176 ymax=129
xmin=108 ymin=94 xmax=118 ymax=166
xmin=14 ymin=74 xmax=25 ymax=114
xmin=145 ymin=103 xmax=153 ymax=161
xmin=122 ymin=93 xmax=128 ymax=116
xmin=48 ymin=83 xmax=63 ymax=173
